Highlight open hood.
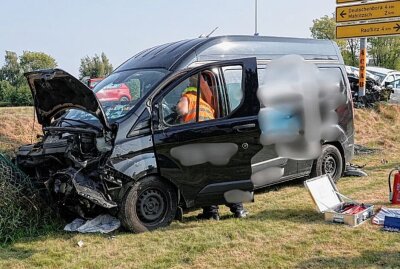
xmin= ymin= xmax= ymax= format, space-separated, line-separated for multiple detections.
xmin=25 ymin=69 xmax=111 ymax=130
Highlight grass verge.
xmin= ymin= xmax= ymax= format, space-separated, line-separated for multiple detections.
xmin=0 ymin=105 xmax=399 ymax=268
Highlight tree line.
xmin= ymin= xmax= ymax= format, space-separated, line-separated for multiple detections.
xmin=1 ymin=23 xmax=399 ymax=107
xmin=310 ymin=14 xmax=400 ymax=70
xmin=0 ymin=51 xmax=113 ymax=106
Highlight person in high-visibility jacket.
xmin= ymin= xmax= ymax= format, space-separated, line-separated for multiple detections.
xmin=177 ymin=86 xmax=215 ymax=123
xmin=176 ymin=74 xmax=248 ymax=220
xmin=176 ymin=76 xmax=215 ymax=123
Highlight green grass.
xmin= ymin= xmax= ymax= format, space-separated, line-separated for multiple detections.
xmin=1 ymin=106 xmax=400 ymax=268
xmin=0 ymin=151 xmax=399 ymax=268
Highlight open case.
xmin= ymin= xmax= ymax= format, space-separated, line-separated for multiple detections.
xmin=304 ymin=174 xmax=374 ymax=227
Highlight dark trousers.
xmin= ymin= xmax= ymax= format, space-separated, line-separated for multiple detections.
xmin=202 ymin=203 xmax=243 ymax=214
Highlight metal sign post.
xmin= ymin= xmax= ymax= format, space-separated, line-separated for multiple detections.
xmin=359 ymin=38 xmax=367 ymax=97
xmin=254 ymin=0 xmax=259 ymax=36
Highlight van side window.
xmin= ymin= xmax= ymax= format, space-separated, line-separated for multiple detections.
xmin=222 ymin=66 xmax=243 ymax=113
xmin=319 ymin=67 xmax=347 ymax=93
xmin=161 ymin=70 xmax=220 ymax=126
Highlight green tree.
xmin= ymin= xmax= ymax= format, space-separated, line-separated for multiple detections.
xmin=19 ymin=51 xmax=57 ymax=73
xmin=79 ymin=52 xmax=113 ymax=79
xmin=369 ymin=37 xmax=400 ymax=70
xmin=342 ymin=39 xmax=360 ymax=67
xmin=310 ymin=15 xmax=359 ymax=66
xmin=310 ymin=15 xmax=336 ymax=40
xmin=0 ymin=51 xmax=22 ymax=86
xmin=0 ymin=50 xmax=57 ymax=106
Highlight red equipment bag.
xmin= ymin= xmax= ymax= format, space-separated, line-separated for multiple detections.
xmin=388 ymin=168 xmax=400 ymax=205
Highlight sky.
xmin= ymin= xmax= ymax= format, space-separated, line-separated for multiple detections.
xmin=0 ymin=0 xmax=335 ymax=77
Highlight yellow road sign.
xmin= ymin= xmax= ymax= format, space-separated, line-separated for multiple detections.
xmin=336 ymin=0 xmax=361 ymax=4
xmin=336 ymin=1 xmax=400 ymax=23
xmin=336 ymin=20 xmax=400 ymax=38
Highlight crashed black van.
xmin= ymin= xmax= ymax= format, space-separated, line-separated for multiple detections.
xmin=16 ymin=36 xmax=354 ymax=232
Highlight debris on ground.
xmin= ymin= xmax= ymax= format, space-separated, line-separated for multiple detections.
xmin=344 ymin=163 xmax=368 ymax=177
xmin=64 ymin=214 xmax=121 ymax=234
xmin=77 ymin=240 xmax=84 ymax=247
xmin=372 ymin=207 xmax=400 ymax=225
xmin=354 ymin=144 xmax=380 ymax=155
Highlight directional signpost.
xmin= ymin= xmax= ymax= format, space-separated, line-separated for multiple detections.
xmin=335 ymin=0 xmax=400 ymax=97
xmin=336 ymin=1 xmax=400 ymax=23
xmin=337 ymin=20 xmax=400 ymax=38
xmin=336 ymin=0 xmax=364 ymax=3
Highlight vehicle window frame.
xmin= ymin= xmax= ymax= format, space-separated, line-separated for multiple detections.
xmin=386 ymin=74 xmax=396 ymax=83
xmin=394 ymin=74 xmax=400 ymax=88
xmin=318 ymin=66 xmax=348 ymax=95
xmin=201 ymin=69 xmax=222 ymax=118
xmin=156 ymin=64 xmax=246 ymax=129
xmin=220 ymin=65 xmax=245 ymax=116
xmin=216 ymin=68 xmax=229 ymax=117
xmin=159 ymin=72 xmax=204 ymax=128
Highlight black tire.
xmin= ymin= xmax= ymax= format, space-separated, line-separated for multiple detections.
xmin=311 ymin=144 xmax=343 ymax=182
xmin=120 ymin=176 xmax=177 ymax=233
xmin=120 ymin=96 xmax=130 ymax=102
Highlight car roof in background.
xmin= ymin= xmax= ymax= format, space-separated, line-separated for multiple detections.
xmin=366 ymin=66 xmax=398 ymax=75
xmin=345 ymin=65 xmax=379 ymax=81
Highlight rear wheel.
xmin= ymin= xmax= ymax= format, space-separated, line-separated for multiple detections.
xmin=119 ymin=96 xmax=130 ymax=102
xmin=311 ymin=144 xmax=343 ymax=182
xmin=120 ymin=176 xmax=177 ymax=233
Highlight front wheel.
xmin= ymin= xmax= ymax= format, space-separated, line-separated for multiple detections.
xmin=311 ymin=144 xmax=343 ymax=182
xmin=120 ymin=176 xmax=177 ymax=233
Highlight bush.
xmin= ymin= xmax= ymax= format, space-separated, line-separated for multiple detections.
xmin=0 ymin=154 xmax=57 ymax=244
xmin=0 ymin=102 xmax=12 ymax=107
xmin=4 ymin=84 xmax=33 ymax=106
xmin=0 ymin=80 xmax=13 ymax=102
xmin=0 ymin=80 xmax=33 ymax=106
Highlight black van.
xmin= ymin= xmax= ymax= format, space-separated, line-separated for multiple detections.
xmin=17 ymin=36 xmax=354 ymax=232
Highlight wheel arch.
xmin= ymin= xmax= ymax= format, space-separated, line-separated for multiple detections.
xmin=118 ymin=173 xmax=187 ymax=208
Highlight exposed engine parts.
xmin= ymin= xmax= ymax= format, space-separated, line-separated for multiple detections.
xmin=16 ymin=126 xmax=120 ymax=218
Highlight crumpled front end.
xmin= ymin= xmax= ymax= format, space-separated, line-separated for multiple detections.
xmin=16 ymin=126 xmax=127 ymax=218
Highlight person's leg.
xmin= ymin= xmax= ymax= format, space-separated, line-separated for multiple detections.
xmin=197 ymin=205 xmax=220 ymax=220
xmin=226 ymin=203 xmax=248 ymax=218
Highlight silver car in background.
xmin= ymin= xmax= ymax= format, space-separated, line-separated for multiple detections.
xmin=367 ymin=66 xmax=400 ymax=103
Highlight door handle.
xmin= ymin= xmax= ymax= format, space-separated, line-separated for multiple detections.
xmin=233 ymin=123 xmax=256 ymax=132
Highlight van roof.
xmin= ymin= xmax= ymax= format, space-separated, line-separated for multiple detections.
xmin=115 ymin=35 xmax=342 ymax=72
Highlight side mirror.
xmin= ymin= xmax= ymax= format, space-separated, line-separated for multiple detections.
xmin=387 ymin=84 xmax=394 ymax=91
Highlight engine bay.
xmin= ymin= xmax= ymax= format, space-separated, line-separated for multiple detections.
xmin=16 ymin=126 xmax=121 ymax=218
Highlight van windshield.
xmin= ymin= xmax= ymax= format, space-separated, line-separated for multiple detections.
xmin=65 ymin=69 xmax=168 ymax=123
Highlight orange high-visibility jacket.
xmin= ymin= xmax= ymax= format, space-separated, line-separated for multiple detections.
xmin=182 ymin=92 xmax=215 ymax=123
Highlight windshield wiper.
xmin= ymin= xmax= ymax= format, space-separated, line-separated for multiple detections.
xmin=56 ymin=118 xmax=102 ymax=132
